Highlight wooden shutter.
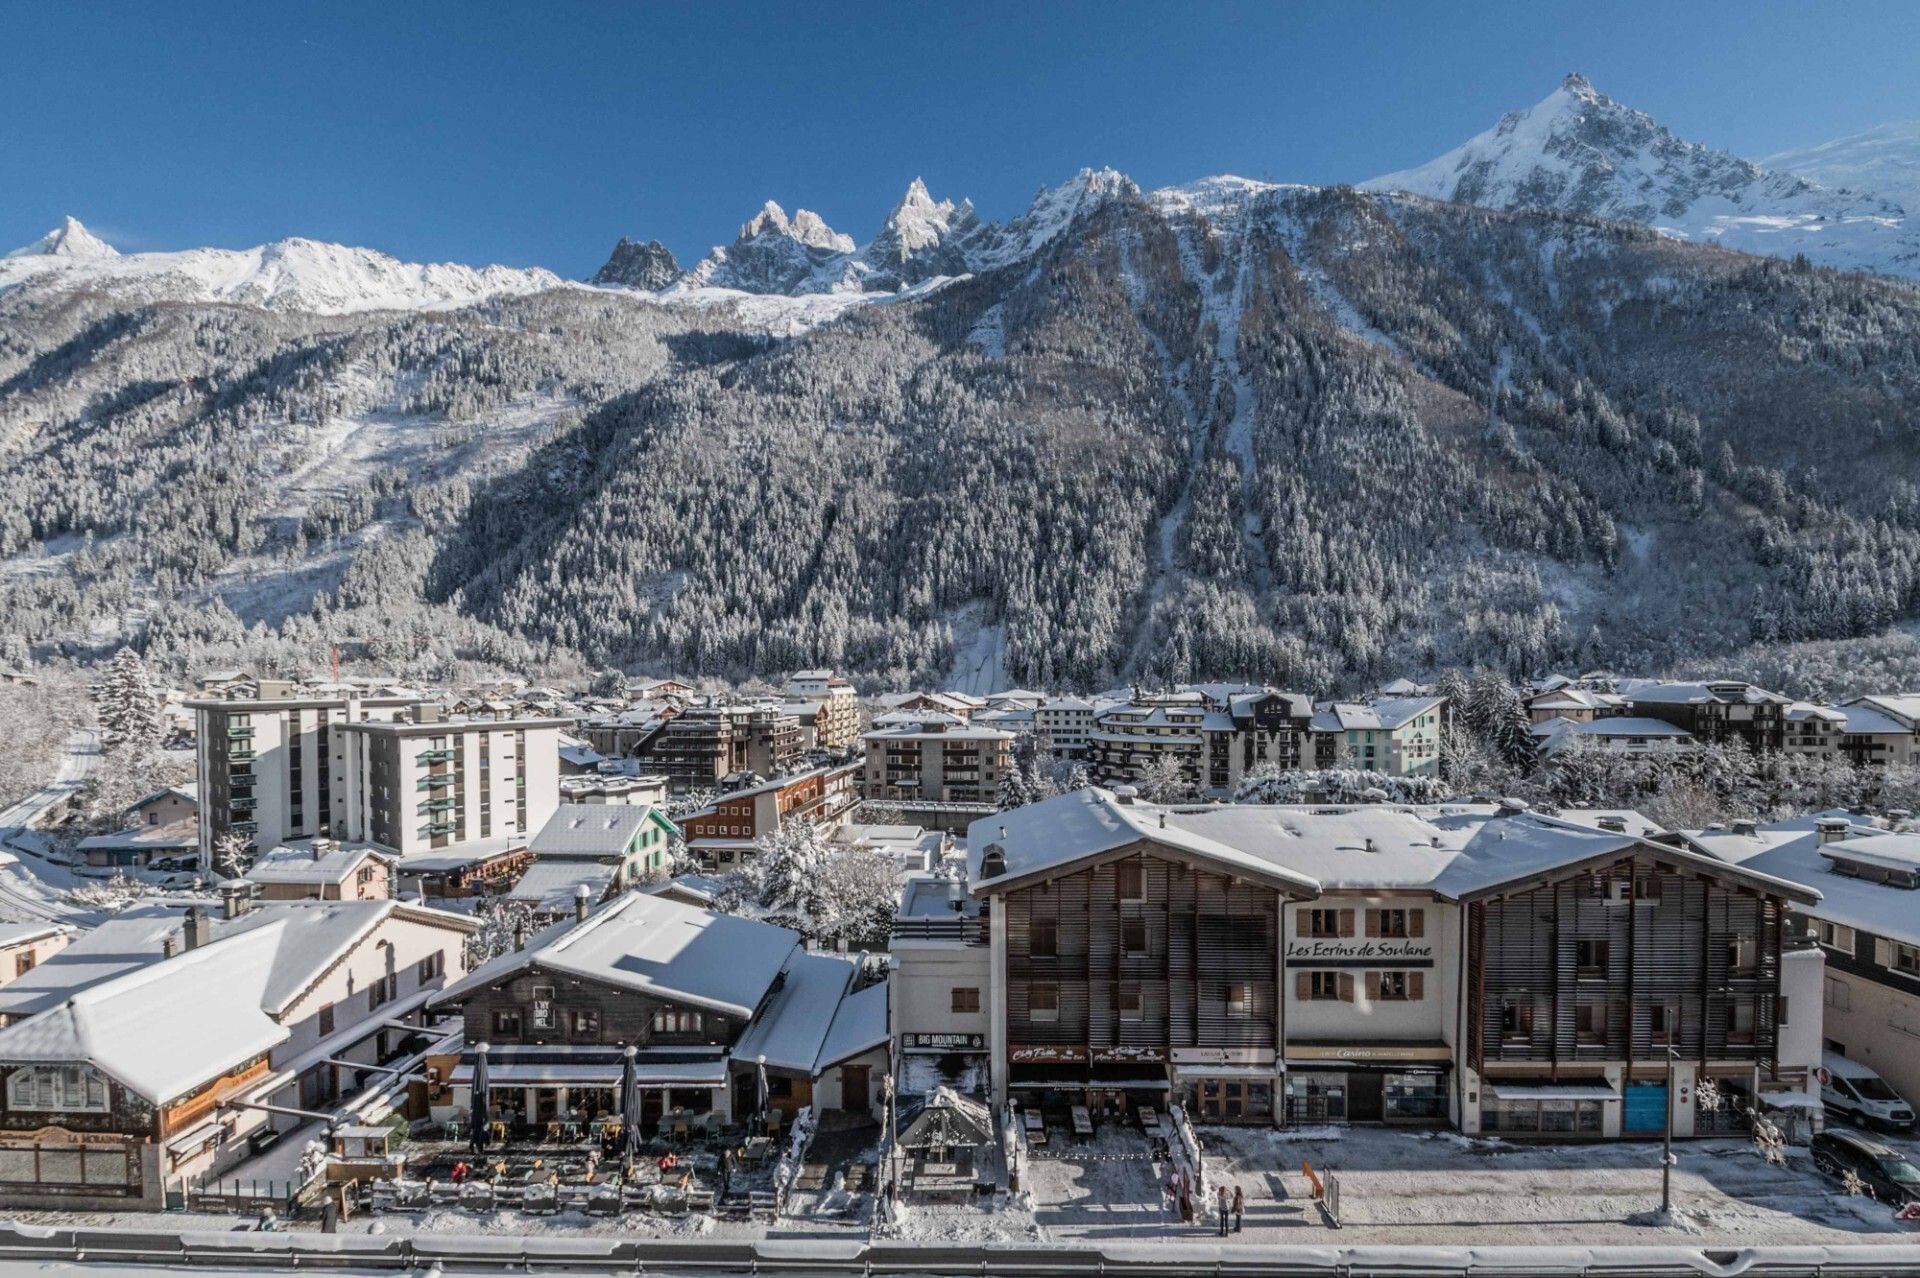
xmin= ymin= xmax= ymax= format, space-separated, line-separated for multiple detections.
xmin=1295 ymin=972 xmax=1311 ymax=1000
xmin=1409 ymin=972 xmax=1425 ymax=1001
xmin=1876 ymin=938 xmax=1893 ymax=968
xmin=1409 ymin=909 xmax=1425 ymax=938
xmin=1338 ymin=909 xmax=1355 ymax=938
xmin=1338 ymin=972 xmax=1355 ymax=1002
xmin=1365 ymin=971 xmax=1381 ymax=1001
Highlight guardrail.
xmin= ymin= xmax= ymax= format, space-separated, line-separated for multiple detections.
xmin=6 ymin=1227 xmax=1920 ymax=1277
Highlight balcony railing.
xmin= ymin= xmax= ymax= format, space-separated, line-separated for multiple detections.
xmin=418 ymin=749 xmax=458 ymax=764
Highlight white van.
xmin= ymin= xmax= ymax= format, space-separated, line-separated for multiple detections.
xmin=1822 ymin=1053 xmax=1916 ymax=1131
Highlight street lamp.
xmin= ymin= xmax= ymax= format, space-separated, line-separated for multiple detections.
xmin=1661 ymin=1046 xmax=1680 ymax=1215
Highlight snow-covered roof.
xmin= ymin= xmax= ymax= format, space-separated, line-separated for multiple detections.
xmin=1312 ymin=697 xmax=1445 ymax=732
xmin=1627 ymin=680 xmax=1789 ymax=707
xmin=1690 ymin=818 xmax=1917 ymax=945
xmin=558 ymin=744 xmax=607 ymax=767
xmin=1377 ymin=678 xmax=1432 ymax=697
xmin=125 ymin=783 xmax=199 ymax=813
xmin=1785 ymin=702 xmax=1848 ymax=724
xmin=642 ymin=874 xmax=727 ymax=907
xmin=506 ymin=860 xmax=619 ymax=912
xmin=1529 ymin=716 xmax=1693 ymax=739
xmin=1834 ymin=703 xmax=1914 ymax=737
xmin=1845 ymin=695 xmax=1920 ymax=731
xmin=0 ymin=923 xmax=68 ymax=949
xmin=0 ymin=925 xmax=288 ymax=1104
xmin=970 ymin=789 xmax=1818 ymax=905
xmin=246 ymin=840 xmax=390 ymax=886
xmin=75 ymin=825 xmax=198 ymax=853
xmin=1039 ymin=696 xmax=1095 ymax=712
xmin=731 ymin=952 xmax=859 ymax=1073
xmin=433 ymin=891 xmax=799 ymax=1020
xmin=864 ymin=720 xmax=1011 ymax=742
xmin=528 ymin=804 xmax=664 ymax=858
xmin=817 ymin=979 xmax=890 ymax=1070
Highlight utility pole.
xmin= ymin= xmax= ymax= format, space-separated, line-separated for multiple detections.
xmin=1661 ymin=1046 xmax=1679 ymax=1215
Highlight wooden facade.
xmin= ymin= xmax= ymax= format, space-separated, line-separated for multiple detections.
xmin=453 ymin=967 xmax=744 ymax=1053
xmin=1467 ymin=855 xmax=1783 ymax=1074
xmin=1004 ymin=847 xmax=1280 ymax=1060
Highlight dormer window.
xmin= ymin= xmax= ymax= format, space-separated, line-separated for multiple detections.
xmin=7 ymin=1066 xmax=108 ymax=1113
xmin=980 ymin=847 xmax=1007 ymax=879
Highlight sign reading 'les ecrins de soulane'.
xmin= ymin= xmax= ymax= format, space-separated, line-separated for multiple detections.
xmin=1284 ymin=938 xmax=1435 ymax=967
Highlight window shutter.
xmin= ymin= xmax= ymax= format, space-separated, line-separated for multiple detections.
xmin=1877 ymin=938 xmax=1894 ymax=968
xmin=1409 ymin=909 xmax=1425 ymax=938
xmin=1295 ymin=972 xmax=1311 ymax=1000
xmin=1363 ymin=909 xmax=1377 ymax=937
xmin=1365 ymin=971 xmax=1381 ymax=1001
xmin=1410 ymin=972 xmax=1425 ymax=1000
xmin=1338 ymin=972 xmax=1355 ymax=1002
xmin=1338 ymin=909 xmax=1355 ymax=938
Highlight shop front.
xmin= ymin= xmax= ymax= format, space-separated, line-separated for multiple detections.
xmin=1007 ymin=1044 xmax=1170 ymax=1121
xmin=898 ymin=1032 xmax=990 ymax=1099
xmin=1171 ymin=1047 xmax=1281 ymax=1124
xmin=1283 ymin=1043 xmax=1451 ymax=1125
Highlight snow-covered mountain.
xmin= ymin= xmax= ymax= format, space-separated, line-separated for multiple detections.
xmin=1768 ymin=121 xmax=1920 ymax=220
xmin=1364 ymin=74 xmax=1920 ymax=279
xmin=5 ymin=215 xmax=119 ymax=260
xmin=0 ymin=221 xmax=571 ymax=314
xmin=589 ymin=237 xmax=682 ymax=290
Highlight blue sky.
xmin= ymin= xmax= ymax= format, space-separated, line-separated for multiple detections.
xmin=5 ymin=1 xmax=1917 ymax=276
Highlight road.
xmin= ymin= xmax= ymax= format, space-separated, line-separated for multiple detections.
xmin=0 ymin=728 xmax=103 ymax=924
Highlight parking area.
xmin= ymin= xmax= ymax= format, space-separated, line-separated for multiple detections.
xmin=1018 ymin=1124 xmax=1918 ymax=1247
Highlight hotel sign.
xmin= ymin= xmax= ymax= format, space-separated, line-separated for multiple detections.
xmin=1011 ymin=1045 xmax=1088 ymax=1064
xmin=1285 ymin=938 xmax=1434 ymax=968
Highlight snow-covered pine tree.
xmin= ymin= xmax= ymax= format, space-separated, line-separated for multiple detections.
xmin=752 ymin=819 xmax=834 ymax=936
xmin=96 ymin=647 xmax=159 ymax=750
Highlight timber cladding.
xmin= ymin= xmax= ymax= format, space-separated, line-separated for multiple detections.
xmin=1004 ymin=848 xmax=1278 ymax=1053
xmin=452 ymin=967 xmax=739 ymax=1049
xmin=1468 ymin=857 xmax=1783 ymax=1071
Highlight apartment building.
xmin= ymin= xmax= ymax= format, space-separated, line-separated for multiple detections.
xmin=677 ymin=763 xmax=860 ymax=866
xmin=890 ymin=875 xmax=991 ymax=1098
xmin=1033 ymin=696 xmax=1096 ymax=757
xmin=1693 ymin=814 xmax=1920 ymax=1120
xmin=0 ymin=893 xmax=474 ymax=1209
xmin=1526 ymin=687 xmax=1629 ymax=725
xmin=1838 ymin=696 xmax=1920 ymax=767
xmin=1088 ymin=687 xmax=1315 ymax=795
xmin=606 ymin=701 xmax=804 ymax=792
xmin=1623 ymin=680 xmax=1792 ymax=752
xmin=783 ymin=670 xmax=862 ymax=751
xmin=862 ymin=717 xmax=1013 ymax=806
xmin=1310 ymin=696 xmax=1447 ymax=776
xmin=931 ymin=787 xmax=1820 ymax=1138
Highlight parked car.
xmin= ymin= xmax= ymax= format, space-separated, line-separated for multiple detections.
xmin=1821 ymin=1053 xmax=1916 ymax=1131
xmin=1809 ymin=1129 xmax=1920 ymax=1206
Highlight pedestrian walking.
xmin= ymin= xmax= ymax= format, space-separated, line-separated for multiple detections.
xmin=1233 ymin=1184 xmax=1245 ymax=1232
xmin=1217 ymin=1183 xmax=1230 ymax=1236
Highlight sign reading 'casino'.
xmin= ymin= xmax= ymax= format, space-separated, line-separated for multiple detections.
xmin=1284 ymin=937 xmax=1435 ymax=967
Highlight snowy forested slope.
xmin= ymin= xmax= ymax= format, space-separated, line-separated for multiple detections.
xmin=4 ymin=164 xmax=1920 ymax=691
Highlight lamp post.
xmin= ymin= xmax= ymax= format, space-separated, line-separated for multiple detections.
xmin=1661 ymin=1046 xmax=1679 ymax=1215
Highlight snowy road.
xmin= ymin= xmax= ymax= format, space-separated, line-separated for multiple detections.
xmin=0 ymin=728 xmax=103 ymax=924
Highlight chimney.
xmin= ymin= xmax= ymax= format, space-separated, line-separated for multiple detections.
xmin=183 ymin=905 xmax=213 ymax=950
xmin=1496 ymin=797 xmax=1531 ymax=817
xmin=1816 ymin=817 xmax=1851 ymax=845
xmin=219 ymin=880 xmax=252 ymax=920
xmin=416 ymin=702 xmax=443 ymax=724
xmin=574 ymin=883 xmax=592 ymax=922
xmin=1112 ymin=785 xmax=1139 ymax=806
xmin=513 ymin=918 xmax=529 ymax=951
xmin=1596 ymin=816 xmax=1628 ymax=834
xmin=1730 ymin=818 xmax=1759 ymax=837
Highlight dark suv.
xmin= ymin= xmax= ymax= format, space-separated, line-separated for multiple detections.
xmin=1810 ymin=1129 xmax=1920 ymax=1206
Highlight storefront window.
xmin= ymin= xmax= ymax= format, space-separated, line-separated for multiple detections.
xmin=1483 ymin=1096 xmax=1604 ymax=1135
xmin=1288 ymin=1072 xmax=1347 ymax=1124
xmin=1186 ymin=1076 xmax=1274 ymax=1123
xmin=1383 ymin=1071 xmax=1445 ymax=1121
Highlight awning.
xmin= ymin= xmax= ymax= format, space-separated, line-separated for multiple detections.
xmin=1758 ymin=1091 xmax=1822 ymax=1110
xmin=1173 ymin=1064 xmax=1283 ymax=1079
xmin=1489 ymin=1083 xmax=1618 ymax=1102
xmin=165 ymin=1121 xmax=224 ymax=1157
xmin=450 ymin=1059 xmax=727 ymax=1087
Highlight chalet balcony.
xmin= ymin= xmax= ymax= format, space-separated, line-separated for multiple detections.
xmin=228 ymin=750 xmax=256 ymax=764
xmin=226 ymin=725 xmax=254 ymax=739
xmin=419 ymin=749 xmax=459 ymax=764
xmin=417 ymin=774 xmax=461 ymax=790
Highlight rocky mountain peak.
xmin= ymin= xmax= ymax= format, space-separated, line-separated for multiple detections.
xmin=591 ymin=237 xmax=682 ymax=290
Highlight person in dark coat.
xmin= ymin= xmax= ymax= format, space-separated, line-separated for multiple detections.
xmin=1216 ymin=1183 xmax=1230 ymax=1236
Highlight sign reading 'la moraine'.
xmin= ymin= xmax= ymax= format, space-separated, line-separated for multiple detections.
xmin=1284 ymin=938 xmax=1435 ymax=968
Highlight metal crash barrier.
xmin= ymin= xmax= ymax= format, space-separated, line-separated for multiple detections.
xmin=3 ymin=1225 xmax=1920 ymax=1277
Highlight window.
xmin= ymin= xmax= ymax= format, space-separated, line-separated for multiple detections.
xmin=1030 ymin=918 xmax=1058 ymax=958
xmin=1122 ymin=921 xmax=1148 ymax=956
xmin=1725 ymin=935 xmax=1759 ymax=976
xmin=1634 ymin=873 xmax=1664 ymax=902
xmin=1576 ymin=940 xmax=1610 ymax=979
xmin=1501 ymin=998 xmax=1534 ymax=1041
xmin=650 ymin=1008 xmax=705 ymax=1034
xmin=1373 ymin=971 xmax=1413 ymax=1001
xmin=1649 ymin=1002 xmax=1677 ymax=1044
xmin=1304 ymin=908 xmax=1351 ymax=938
xmin=490 ymin=1009 xmax=522 ymax=1038
xmin=1893 ymin=942 xmax=1920 ymax=978
xmin=1306 ymin=971 xmax=1348 ymax=1001
xmin=417 ymin=952 xmax=444 ymax=984
xmin=367 ymin=973 xmax=398 ymax=1011
xmin=1814 ymin=920 xmax=1855 ymax=954
xmin=1118 ymin=984 xmax=1143 ymax=1022
xmin=1115 ymin=861 xmax=1144 ymax=901
xmin=1373 ymin=909 xmax=1410 ymax=939
xmin=1825 ymin=976 xmax=1852 ymax=1011
xmin=6 ymin=1066 xmax=108 ymax=1113
xmin=14 ymin=952 xmax=34 ymax=978
xmin=951 ymin=987 xmax=981 ymax=1014
xmin=1575 ymin=1003 xmax=1607 ymax=1044
xmin=568 ymin=1009 xmax=600 ymax=1040
xmin=1728 ymin=1001 xmax=1756 ymax=1044
xmin=1226 ymin=982 xmax=1250 ymax=1017
xmin=1029 ymin=983 xmax=1059 ymax=1022
xmin=318 ymin=1002 xmax=335 ymax=1037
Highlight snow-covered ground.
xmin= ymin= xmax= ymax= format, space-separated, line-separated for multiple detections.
xmin=0 ymin=730 xmax=105 ymax=925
